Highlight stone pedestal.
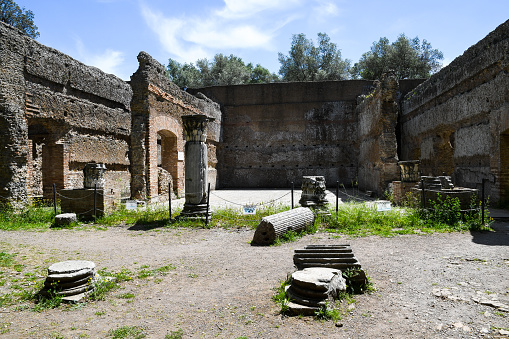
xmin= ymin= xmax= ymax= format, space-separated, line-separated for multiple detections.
xmin=299 ymin=176 xmax=330 ymax=216
xmin=180 ymin=115 xmax=213 ymax=218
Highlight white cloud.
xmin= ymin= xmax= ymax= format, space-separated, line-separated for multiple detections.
xmin=140 ymin=0 xmax=303 ymax=63
xmin=74 ymin=39 xmax=126 ymax=78
xmin=217 ymin=0 xmax=302 ymax=18
xmin=313 ymin=0 xmax=340 ymax=17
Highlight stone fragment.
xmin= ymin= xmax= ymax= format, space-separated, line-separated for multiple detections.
xmin=40 ymin=260 xmax=99 ymax=302
xmin=299 ymin=176 xmax=330 ymax=216
xmin=252 ymin=207 xmax=315 ymax=246
xmin=54 ymin=213 xmax=77 ymax=226
xmin=286 ymin=267 xmax=346 ymax=315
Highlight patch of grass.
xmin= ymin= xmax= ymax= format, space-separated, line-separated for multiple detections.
xmin=0 ymin=251 xmax=16 ymax=267
xmin=107 ymin=325 xmax=146 ymax=339
xmin=325 ymin=202 xmax=429 ymax=237
xmin=117 ymin=292 xmax=135 ymax=299
xmin=165 ymin=329 xmax=183 ymax=339
xmin=153 ymin=264 xmax=176 ymax=275
xmin=97 ymin=205 xmax=171 ymax=228
xmin=33 ymin=290 xmax=63 ymax=312
xmin=0 ymin=202 xmax=56 ymax=231
xmin=137 ymin=269 xmax=153 ymax=279
xmin=315 ymin=301 xmax=342 ymax=322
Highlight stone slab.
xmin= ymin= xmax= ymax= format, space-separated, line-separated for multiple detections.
xmin=48 ymin=260 xmax=96 ymax=275
xmin=54 ymin=213 xmax=77 ymax=226
xmin=291 ymin=267 xmax=342 ymax=292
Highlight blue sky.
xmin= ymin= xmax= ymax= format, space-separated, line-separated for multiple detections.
xmin=18 ymin=0 xmax=509 ymax=81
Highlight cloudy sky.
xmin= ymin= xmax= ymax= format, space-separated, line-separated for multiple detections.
xmin=19 ymin=0 xmax=509 ymax=80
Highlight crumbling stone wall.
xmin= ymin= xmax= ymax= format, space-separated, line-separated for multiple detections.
xmin=192 ymin=81 xmax=374 ymax=188
xmin=0 ymin=21 xmax=131 ymax=205
xmin=130 ymin=52 xmax=221 ymax=200
xmin=400 ymin=19 xmax=509 ymax=203
xmin=356 ymin=73 xmax=400 ymax=195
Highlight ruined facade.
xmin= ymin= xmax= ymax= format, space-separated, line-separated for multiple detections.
xmin=0 ymin=21 xmax=132 ymax=205
xmin=0 ymin=19 xmax=508 ymax=206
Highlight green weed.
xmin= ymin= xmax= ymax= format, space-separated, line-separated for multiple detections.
xmin=165 ymin=329 xmax=183 ymax=339
xmin=117 ymin=292 xmax=135 ymax=299
xmin=272 ymin=273 xmax=292 ymax=314
xmin=315 ymin=302 xmax=342 ymax=322
xmin=107 ymin=325 xmax=146 ymax=339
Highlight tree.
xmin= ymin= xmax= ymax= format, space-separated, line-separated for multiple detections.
xmin=278 ymin=32 xmax=351 ymax=82
xmin=0 ymin=0 xmax=39 ymax=38
xmin=167 ymin=54 xmax=279 ymax=88
xmin=351 ymin=34 xmax=443 ymax=80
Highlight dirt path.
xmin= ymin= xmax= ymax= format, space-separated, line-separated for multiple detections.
xmin=0 ymin=222 xmax=508 ymax=338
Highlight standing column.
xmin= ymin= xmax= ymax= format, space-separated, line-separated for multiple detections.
xmin=180 ymin=115 xmax=213 ymax=218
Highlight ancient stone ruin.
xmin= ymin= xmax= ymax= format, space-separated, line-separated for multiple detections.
xmin=252 ymin=207 xmax=315 ymax=245
xmin=0 ymin=18 xmax=507 ymax=207
xmin=60 ymin=163 xmax=114 ymax=218
xmin=294 ymin=245 xmax=366 ymax=292
xmin=415 ymin=176 xmax=479 ymax=210
xmin=39 ymin=260 xmax=100 ymax=302
xmin=285 ymin=267 xmax=346 ymax=316
xmin=179 ymin=114 xmax=214 ymax=219
xmin=299 ymin=176 xmax=330 ymax=216
xmin=284 ymin=244 xmax=367 ymax=315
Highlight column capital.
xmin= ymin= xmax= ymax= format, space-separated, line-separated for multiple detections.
xmin=182 ymin=114 xmax=214 ymax=142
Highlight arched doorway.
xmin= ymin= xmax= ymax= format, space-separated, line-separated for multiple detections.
xmin=157 ymin=129 xmax=178 ymax=198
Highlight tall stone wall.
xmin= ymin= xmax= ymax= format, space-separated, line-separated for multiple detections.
xmin=0 ymin=21 xmax=132 ymax=205
xmin=356 ymin=73 xmax=400 ymax=195
xmin=192 ymin=81 xmax=374 ymax=188
xmin=400 ymin=19 xmax=509 ymax=203
xmin=130 ymin=52 xmax=221 ymax=200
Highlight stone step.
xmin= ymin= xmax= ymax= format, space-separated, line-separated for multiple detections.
xmin=286 ymin=283 xmax=329 ymax=300
xmin=285 ymin=286 xmax=327 ymax=308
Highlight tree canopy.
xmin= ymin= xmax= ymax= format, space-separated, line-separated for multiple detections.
xmin=0 ymin=0 xmax=39 ymax=38
xmin=278 ymin=33 xmax=351 ymax=82
xmin=167 ymin=54 xmax=279 ymax=88
xmin=351 ymin=34 xmax=443 ymax=80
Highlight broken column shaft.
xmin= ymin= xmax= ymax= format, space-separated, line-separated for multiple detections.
xmin=180 ymin=114 xmax=213 ymax=218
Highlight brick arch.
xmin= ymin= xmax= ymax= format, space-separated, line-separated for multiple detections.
xmin=147 ymin=114 xmax=184 ymax=198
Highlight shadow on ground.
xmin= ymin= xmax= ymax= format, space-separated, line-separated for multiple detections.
xmin=470 ymin=221 xmax=509 ymax=246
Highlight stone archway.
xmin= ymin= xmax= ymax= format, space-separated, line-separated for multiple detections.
xmin=157 ymin=129 xmax=178 ymax=198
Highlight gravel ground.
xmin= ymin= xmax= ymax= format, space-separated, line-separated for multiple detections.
xmin=0 ymin=220 xmax=508 ymax=338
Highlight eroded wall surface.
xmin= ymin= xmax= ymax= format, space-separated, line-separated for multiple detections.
xmin=0 ymin=21 xmax=132 ymax=203
xmin=400 ymin=19 xmax=509 ymax=202
xmin=193 ymin=81 xmax=374 ymax=188
xmin=356 ymin=74 xmax=400 ymax=195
